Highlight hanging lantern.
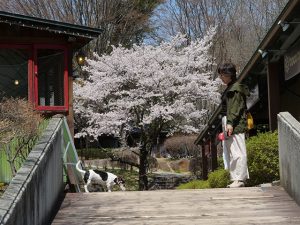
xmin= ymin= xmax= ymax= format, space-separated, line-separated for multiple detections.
xmin=76 ymin=51 xmax=85 ymax=66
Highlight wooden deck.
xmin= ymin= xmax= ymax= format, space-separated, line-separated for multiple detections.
xmin=52 ymin=186 xmax=300 ymax=225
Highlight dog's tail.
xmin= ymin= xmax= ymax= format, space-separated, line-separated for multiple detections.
xmin=76 ymin=160 xmax=86 ymax=175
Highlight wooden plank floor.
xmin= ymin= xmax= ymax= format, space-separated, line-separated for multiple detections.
xmin=52 ymin=186 xmax=300 ymax=225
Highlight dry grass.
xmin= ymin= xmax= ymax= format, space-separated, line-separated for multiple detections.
xmin=163 ymin=134 xmax=200 ymax=158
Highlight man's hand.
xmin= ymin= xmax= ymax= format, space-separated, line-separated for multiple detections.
xmin=226 ymin=124 xmax=233 ymax=136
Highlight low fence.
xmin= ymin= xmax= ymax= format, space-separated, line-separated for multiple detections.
xmin=278 ymin=112 xmax=300 ymax=206
xmin=0 ymin=116 xmax=80 ymax=225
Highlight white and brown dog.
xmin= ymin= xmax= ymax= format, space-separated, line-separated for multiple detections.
xmin=76 ymin=161 xmax=125 ymax=192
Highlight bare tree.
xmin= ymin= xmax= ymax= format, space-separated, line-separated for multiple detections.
xmin=0 ymin=0 xmax=163 ymax=54
xmin=0 ymin=0 xmax=288 ymax=62
xmin=150 ymin=0 xmax=288 ymax=72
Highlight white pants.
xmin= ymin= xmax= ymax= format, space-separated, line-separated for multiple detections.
xmin=222 ymin=117 xmax=230 ymax=170
xmin=222 ymin=117 xmax=249 ymax=181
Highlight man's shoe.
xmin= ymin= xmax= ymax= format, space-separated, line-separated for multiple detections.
xmin=228 ymin=180 xmax=245 ymax=188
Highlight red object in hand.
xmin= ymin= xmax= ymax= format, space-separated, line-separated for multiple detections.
xmin=218 ymin=132 xmax=225 ymax=141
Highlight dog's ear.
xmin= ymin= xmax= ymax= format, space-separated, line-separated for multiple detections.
xmin=119 ymin=177 xmax=125 ymax=184
xmin=114 ymin=178 xmax=119 ymax=184
xmin=114 ymin=177 xmax=125 ymax=184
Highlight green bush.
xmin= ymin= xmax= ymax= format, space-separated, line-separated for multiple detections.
xmin=177 ymin=180 xmax=210 ymax=189
xmin=246 ymin=131 xmax=279 ymax=186
xmin=176 ymin=169 xmax=230 ymax=189
xmin=208 ymin=169 xmax=230 ymax=188
xmin=217 ymin=157 xmax=225 ymax=170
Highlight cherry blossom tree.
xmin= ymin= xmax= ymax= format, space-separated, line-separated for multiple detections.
xmin=74 ymin=27 xmax=221 ymax=190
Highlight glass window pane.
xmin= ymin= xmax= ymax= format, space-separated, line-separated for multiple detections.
xmin=37 ymin=49 xmax=64 ymax=106
xmin=0 ymin=48 xmax=28 ymax=99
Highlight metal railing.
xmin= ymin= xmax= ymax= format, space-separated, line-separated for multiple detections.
xmin=278 ymin=112 xmax=300 ymax=206
xmin=0 ymin=116 xmax=82 ymax=225
xmin=61 ymin=117 xmax=82 ymax=192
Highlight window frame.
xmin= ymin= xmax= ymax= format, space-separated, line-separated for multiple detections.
xmin=33 ymin=44 xmax=69 ymax=112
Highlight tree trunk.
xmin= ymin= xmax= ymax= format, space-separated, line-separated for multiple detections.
xmin=138 ymin=143 xmax=148 ymax=190
xmin=85 ymin=136 xmax=89 ymax=160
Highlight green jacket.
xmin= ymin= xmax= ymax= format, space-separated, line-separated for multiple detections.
xmin=226 ymin=82 xmax=250 ymax=134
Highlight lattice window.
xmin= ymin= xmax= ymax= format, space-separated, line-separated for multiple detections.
xmin=37 ymin=49 xmax=65 ymax=106
xmin=0 ymin=48 xmax=29 ymax=99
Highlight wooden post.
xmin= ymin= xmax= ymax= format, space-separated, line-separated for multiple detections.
xmin=67 ymin=76 xmax=74 ymax=138
xmin=267 ymin=59 xmax=283 ymax=131
xmin=67 ymin=48 xmax=74 ymax=139
xmin=201 ymin=143 xmax=208 ymax=180
xmin=210 ymin=138 xmax=218 ymax=171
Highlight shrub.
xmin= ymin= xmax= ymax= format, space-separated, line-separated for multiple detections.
xmin=162 ymin=134 xmax=199 ymax=158
xmin=0 ymin=98 xmax=44 ymax=177
xmin=0 ymin=98 xmax=43 ymax=144
xmin=177 ymin=180 xmax=210 ymax=189
xmin=217 ymin=157 xmax=225 ymax=170
xmin=176 ymin=169 xmax=230 ymax=189
xmin=208 ymin=169 xmax=230 ymax=188
xmin=246 ymin=131 xmax=279 ymax=186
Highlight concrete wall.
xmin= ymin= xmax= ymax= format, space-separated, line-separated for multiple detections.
xmin=278 ymin=112 xmax=300 ymax=206
xmin=0 ymin=117 xmax=65 ymax=225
